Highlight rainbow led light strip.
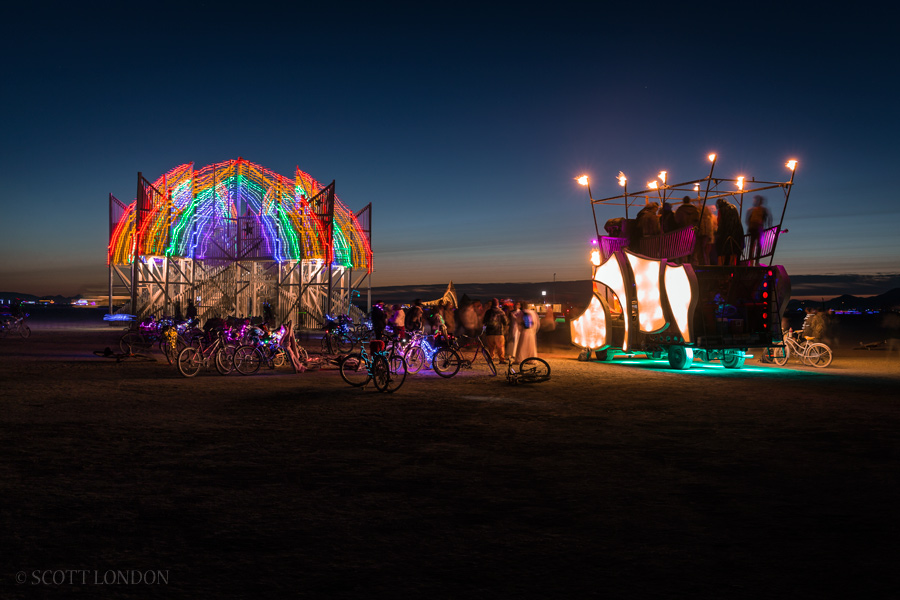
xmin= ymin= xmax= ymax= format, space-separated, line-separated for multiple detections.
xmin=108 ymin=159 xmax=372 ymax=271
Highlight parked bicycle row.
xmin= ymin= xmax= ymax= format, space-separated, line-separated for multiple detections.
xmin=111 ymin=313 xmax=551 ymax=391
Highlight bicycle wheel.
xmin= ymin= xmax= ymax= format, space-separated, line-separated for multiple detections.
xmin=233 ymin=345 xmax=263 ymax=375
xmin=806 ymin=343 xmax=833 ymax=368
xmin=162 ymin=337 xmax=187 ymax=365
xmin=404 ymin=346 xmax=426 ymax=374
xmin=336 ymin=335 xmax=355 ymax=354
xmin=432 ymin=348 xmax=461 ymax=378
xmin=18 ymin=325 xmax=31 ymax=339
xmin=270 ymin=347 xmax=287 ymax=368
xmin=215 ymin=345 xmax=237 ymax=375
xmin=518 ymin=357 xmax=551 ymax=383
xmin=296 ymin=344 xmax=309 ymax=364
xmin=340 ymin=353 xmax=371 ymax=387
xmin=373 ymin=354 xmax=406 ymax=393
xmin=770 ymin=345 xmax=790 ymax=366
xmin=177 ymin=347 xmax=202 ymax=377
xmin=480 ymin=348 xmax=497 ymax=376
xmin=119 ymin=332 xmax=147 ymax=354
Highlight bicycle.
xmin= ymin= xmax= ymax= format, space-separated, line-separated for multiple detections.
xmin=320 ymin=314 xmax=358 ymax=354
xmin=0 ymin=313 xmax=31 ymax=339
xmin=176 ymin=329 xmax=234 ymax=377
xmin=397 ymin=330 xmax=432 ymax=374
xmin=761 ymin=329 xmax=833 ymax=368
xmin=236 ymin=325 xmax=308 ymax=372
xmin=431 ymin=329 xmax=497 ymax=378
xmin=339 ymin=340 xmax=407 ymax=392
xmin=505 ymin=356 xmax=551 ymax=384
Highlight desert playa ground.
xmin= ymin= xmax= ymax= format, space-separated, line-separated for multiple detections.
xmin=2 ymin=313 xmax=899 ymax=598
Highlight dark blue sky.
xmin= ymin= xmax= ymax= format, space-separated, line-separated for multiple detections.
xmin=2 ymin=2 xmax=897 ymax=296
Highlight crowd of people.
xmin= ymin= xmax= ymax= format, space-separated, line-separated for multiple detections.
xmin=619 ymin=194 xmax=773 ymax=267
xmin=369 ymin=297 xmax=554 ymax=363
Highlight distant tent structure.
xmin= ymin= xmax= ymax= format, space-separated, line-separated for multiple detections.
xmin=422 ymin=282 xmax=458 ymax=308
xmin=107 ymin=158 xmax=373 ymax=327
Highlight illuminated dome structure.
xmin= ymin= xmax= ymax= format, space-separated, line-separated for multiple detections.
xmin=108 ymin=158 xmax=372 ymax=326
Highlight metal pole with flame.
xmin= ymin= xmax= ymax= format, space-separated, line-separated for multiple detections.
xmin=576 ymin=175 xmax=600 ymax=241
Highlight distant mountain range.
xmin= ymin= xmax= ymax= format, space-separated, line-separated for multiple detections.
xmin=365 ymin=281 xmax=900 ymax=312
xmin=5 ymin=277 xmax=899 ymax=313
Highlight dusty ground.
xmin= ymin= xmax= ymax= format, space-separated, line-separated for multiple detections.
xmin=2 ymin=322 xmax=899 ymax=599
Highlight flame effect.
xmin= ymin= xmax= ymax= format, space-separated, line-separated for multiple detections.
xmin=785 ymin=160 xmax=797 ymax=171
xmin=576 ymin=175 xmax=589 ymax=185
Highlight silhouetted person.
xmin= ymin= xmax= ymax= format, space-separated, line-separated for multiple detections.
xmin=745 ymin=195 xmax=772 ymax=265
xmin=482 ymin=298 xmax=509 ymax=361
xmin=371 ymin=301 xmax=387 ymax=340
xmin=715 ymin=198 xmax=744 ymax=265
xmin=186 ymin=299 xmax=198 ymax=320
xmin=674 ymin=196 xmax=700 ymax=229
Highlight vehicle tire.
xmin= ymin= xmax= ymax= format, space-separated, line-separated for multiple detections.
xmin=232 ymin=345 xmax=262 ymax=375
xmin=340 ymin=353 xmax=371 ymax=386
xmin=373 ymin=354 xmax=406 ymax=393
xmin=177 ymin=346 xmax=202 ymax=377
xmin=721 ymin=349 xmax=746 ymax=369
xmin=119 ymin=332 xmax=146 ymax=354
xmin=432 ymin=348 xmax=461 ymax=378
xmin=519 ymin=357 xmax=550 ymax=382
xmin=806 ymin=343 xmax=833 ymax=368
xmin=18 ymin=325 xmax=31 ymax=339
xmin=481 ymin=348 xmax=498 ymax=376
xmin=667 ymin=345 xmax=693 ymax=370
xmin=594 ymin=349 xmax=610 ymax=361
xmin=404 ymin=346 xmax=427 ymax=374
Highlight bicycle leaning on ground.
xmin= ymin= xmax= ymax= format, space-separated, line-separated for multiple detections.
xmin=761 ymin=329 xmax=833 ymax=368
xmin=339 ymin=340 xmax=407 ymax=392
xmin=505 ymin=356 xmax=551 ymax=384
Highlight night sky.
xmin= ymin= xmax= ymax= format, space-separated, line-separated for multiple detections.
xmin=2 ymin=3 xmax=897 ymax=297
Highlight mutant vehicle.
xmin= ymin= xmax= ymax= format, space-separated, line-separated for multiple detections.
xmin=570 ymin=155 xmax=797 ymax=369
